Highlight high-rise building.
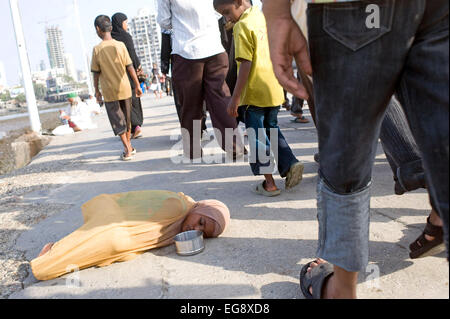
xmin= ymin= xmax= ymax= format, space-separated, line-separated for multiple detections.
xmin=64 ymin=53 xmax=77 ymax=81
xmin=39 ymin=60 xmax=46 ymax=72
xmin=129 ymin=8 xmax=161 ymax=74
xmin=46 ymin=26 xmax=66 ymax=69
xmin=0 ymin=61 xmax=7 ymax=89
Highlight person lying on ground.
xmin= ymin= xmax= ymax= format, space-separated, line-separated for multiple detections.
xmin=31 ymin=190 xmax=230 ymax=281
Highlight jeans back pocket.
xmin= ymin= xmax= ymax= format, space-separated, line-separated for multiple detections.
xmin=323 ymin=0 xmax=395 ymax=51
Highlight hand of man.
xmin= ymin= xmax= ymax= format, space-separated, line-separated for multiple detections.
xmin=227 ymin=99 xmax=240 ymax=118
xmin=263 ymin=1 xmax=312 ymax=100
xmin=95 ymin=91 xmax=103 ymax=105
xmin=135 ymin=87 xmax=143 ymax=98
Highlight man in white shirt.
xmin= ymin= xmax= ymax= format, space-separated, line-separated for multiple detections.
xmin=157 ymin=0 xmax=244 ymax=160
xmin=60 ymin=94 xmax=97 ymax=132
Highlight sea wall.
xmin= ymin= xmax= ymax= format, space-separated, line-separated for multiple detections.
xmin=0 ymin=132 xmax=51 ymax=175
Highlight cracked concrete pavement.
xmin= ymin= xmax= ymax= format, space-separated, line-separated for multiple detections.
xmin=4 ymin=95 xmax=449 ymax=299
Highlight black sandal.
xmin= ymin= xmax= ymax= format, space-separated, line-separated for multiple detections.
xmin=409 ymin=217 xmax=444 ymax=259
xmin=300 ymin=261 xmax=334 ymax=299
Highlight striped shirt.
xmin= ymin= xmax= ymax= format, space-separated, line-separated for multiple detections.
xmin=157 ymin=0 xmax=225 ymax=60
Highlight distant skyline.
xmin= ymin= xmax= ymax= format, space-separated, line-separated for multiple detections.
xmin=1 ymin=0 xmax=262 ymax=87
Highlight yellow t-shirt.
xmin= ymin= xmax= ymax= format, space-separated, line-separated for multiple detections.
xmin=91 ymin=39 xmax=133 ymax=102
xmin=234 ymin=7 xmax=285 ymax=107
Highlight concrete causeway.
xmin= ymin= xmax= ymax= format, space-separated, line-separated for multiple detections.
xmin=7 ymin=95 xmax=449 ymax=299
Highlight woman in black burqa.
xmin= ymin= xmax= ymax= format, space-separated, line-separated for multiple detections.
xmin=111 ymin=12 xmax=144 ymax=139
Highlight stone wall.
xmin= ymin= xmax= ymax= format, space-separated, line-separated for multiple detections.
xmin=0 ymin=132 xmax=51 ymax=176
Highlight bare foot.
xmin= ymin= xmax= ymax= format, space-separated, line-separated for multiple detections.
xmin=38 ymin=243 xmax=54 ymax=257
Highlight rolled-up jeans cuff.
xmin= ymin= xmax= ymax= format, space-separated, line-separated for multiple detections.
xmin=397 ymin=159 xmax=426 ymax=193
xmin=316 ymin=178 xmax=371 ymax=272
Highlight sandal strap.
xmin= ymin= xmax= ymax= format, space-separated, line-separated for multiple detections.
xmin=410 ymin=233 xmax=428 ymax=251
xmin=424 ymin=217 xmax=443 ymax=237
xmin=311 ymin=263 xmax=334 ymax=299
xmin=301 ymin=261 xmax=334 ymax=299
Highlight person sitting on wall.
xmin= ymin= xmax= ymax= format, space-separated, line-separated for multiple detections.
xmin=59 ymin=93 xmax=96 ymax=132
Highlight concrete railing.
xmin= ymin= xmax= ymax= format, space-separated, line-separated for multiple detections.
xmin=0 ymin=132 xmax=51 ymax=175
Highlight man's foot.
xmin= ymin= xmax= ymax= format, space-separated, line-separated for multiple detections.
xmin=292 ymin=116 xmax=310 ymax=124
xmin=38 ymin=243 xmax=54 ymax=257
xmin=285 ymin=162 xmax=305 ymax=189
xmin=263 ymin=180 xmax=279 ymax=193
xmin=121 ymin=152 xmax=134 ymax=161
xmin=410 ymin=211 xmax=445 ymax=259
xmin=302 ymin=259 xmax=357 ymax=299
xmin=255 ymin=181 xmax=281 ymax=197
xmin=305 ymin=259 xmax=333 ymax=298
xmin=425 ymin=210 xmax=443 ymax=241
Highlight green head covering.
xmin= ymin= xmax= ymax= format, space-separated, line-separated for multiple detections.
xmin=67 ymin=93 xmax=78 ymax=99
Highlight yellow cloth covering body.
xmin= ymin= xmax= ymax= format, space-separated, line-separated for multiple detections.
xmin=31 ymin=191 xmax=196 ymax=281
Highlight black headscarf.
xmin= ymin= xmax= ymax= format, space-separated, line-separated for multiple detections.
xmin=111 ymin=13 xmax=141 ymax=72
xmin=112 ymin=13 xmax=127 ymax=33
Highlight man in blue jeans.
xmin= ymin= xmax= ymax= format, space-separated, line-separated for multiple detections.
xmin=263 ymin=0 xmax=449 ymax=299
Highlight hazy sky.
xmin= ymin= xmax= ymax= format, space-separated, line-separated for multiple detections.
xmin=1 ymin=0 xmax=262 ymax=87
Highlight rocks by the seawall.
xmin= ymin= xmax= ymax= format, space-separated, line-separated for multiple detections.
xmin=1 ymin=132 xmax=51 ymax=176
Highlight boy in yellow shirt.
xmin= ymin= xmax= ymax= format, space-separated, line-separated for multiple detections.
xmin=91 ymin=15 xmax=142 ymax=161
xmin=214 ymin=0 xmax=304 ymax=196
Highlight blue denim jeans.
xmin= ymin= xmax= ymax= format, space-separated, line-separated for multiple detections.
xmin=244 ymin=106 xmax=299 ymax=177
xmin=308 ymin=0 xmax=449 ymax=271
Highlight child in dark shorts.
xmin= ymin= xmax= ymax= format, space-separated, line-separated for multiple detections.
xmin=91 ymin=15 xmax=142 ymax=161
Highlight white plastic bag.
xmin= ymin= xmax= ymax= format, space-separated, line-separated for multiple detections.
xmin=52 ymin=124 xmax=75 ymax=136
